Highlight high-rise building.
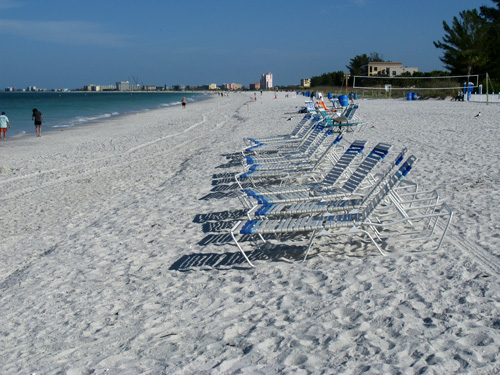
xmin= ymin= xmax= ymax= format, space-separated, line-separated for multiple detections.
xmin=260 ymin=73 xmax=273 ymax=89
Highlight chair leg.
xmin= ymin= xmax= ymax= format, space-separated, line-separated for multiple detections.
xmin=303 ymin=230 xmax=318 ymax=262
xmin=435 ymin=209 xmax=453 ymax=251
xmin=306 ymin=227 xmax=388 ymax=259
xmin=356 ymin=228 xmax=388 ymax=256
xmin=230 ymin=221 xmax=255 ymax=267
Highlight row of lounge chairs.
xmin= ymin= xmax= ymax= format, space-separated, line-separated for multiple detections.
xmin=226 ymin=100 xmax=453 ymax=267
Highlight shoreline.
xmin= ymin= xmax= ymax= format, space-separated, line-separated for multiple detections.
xmin=0 ymin=91 xmax=211 ymax=139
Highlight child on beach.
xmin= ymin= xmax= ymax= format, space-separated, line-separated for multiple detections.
xmin=0 ymin=111 xmax=11 ymax=140
xmin=32 ymin=108 xmax=44 ymax=137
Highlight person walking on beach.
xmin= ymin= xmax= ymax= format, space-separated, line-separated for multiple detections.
xmin=32 ymin=108 xmax=44 ymax=137
xmin=0 ymin=111 xmax=11 ymax=140
xmin=182 ymin=97 xmax=187 ymax=109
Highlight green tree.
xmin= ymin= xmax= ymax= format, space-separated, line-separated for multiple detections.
xmin=310 ymin=71 xmax=345 ymax=87
xmin=433 ymin=9 xmax=488 ymax=75
xmin=480 ymin=0 xmax=500 ymax=21
xmin=480 ymin=0 xmax=500 ymax=79
xmin=346 ymin=52 xmax=384 ymax=75
xmin=434 ymin=1 xmax=500 ymax=80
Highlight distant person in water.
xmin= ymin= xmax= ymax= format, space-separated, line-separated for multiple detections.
xmin=32 ymin=108 xmax=44 ymax=137
xmin=0 ymin=111 xmax=11 ymax=140
xmin=182 ymin=97 xmax=187 ymax=109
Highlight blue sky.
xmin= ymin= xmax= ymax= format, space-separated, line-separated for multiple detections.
xmin=0 ymin=0 xmax=492 ymax=89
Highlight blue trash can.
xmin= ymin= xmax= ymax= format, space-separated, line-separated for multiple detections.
xmin=328 ymin=93 xmax=332 ymax=99
xmin=406 ymin=92 xmax=412 ymax=101
xmin=353 ymin=93 xmax=358 ymax=100
xmin=338 ymin=95 xmax=349 ymax=106
xmin=412 ymin=92 xmax=418 ymax=100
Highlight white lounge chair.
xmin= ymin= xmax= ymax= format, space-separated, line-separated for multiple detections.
xmin=242 ymin=120 xmax=327 ymax=156
xmin=242 ymin=131 xmax=344 ymax=172
xmin=319 ymin=105 xmax=365 ymax=131
xmin=249 ymin=146 xmax=406 ymax=218
xmin=241 ymin=142 xmax=390 ymax=208
xmin=236 ymin=139 xmax=365 ymax=190
xmin=231 ymin=155 xmax=453 ymax=267
xmin=244 ymin=129 xmax=343 ymax=168
xmin=244 ymin=112 xmax=315 ymax=146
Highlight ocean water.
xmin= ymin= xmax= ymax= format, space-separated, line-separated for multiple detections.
xmin=0 ymin=91 xmax=208 ymax=137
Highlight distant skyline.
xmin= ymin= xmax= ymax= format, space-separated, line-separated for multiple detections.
xmin=0 ymin=0 xmax=492 ymax=89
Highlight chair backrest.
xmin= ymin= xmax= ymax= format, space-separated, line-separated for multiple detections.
xmin=359 ymin=147 xmax=408 ymax=203
xmin=305 ymin=101 xmax=316 ymax=113
xmin=316 ymin=109 xmax=336 ymax=127
xmin=330 ymin=98 xmax=342 ymax=109
xmin=340 ymin=143 xmax=392 ymax=193
xmin=392 ymin=147 xmax=408 ymax=167
xmin=312 ymin=130 xmax=345 ymax=169
xmin=318 ymin=105 xmax=359 ymax=126
xmin=319 ymin=140 xmax=366 ymax=186
xmin=289 ymin=114 xmax=313 ymax=137
xmin=360 ymin=155 xmax=418 ymax=219
xmin=343 ymin=104 xmax=359 ymax=120
xmin=298 ymin=123 xmax=325 ymax=147
xmin=317 ymin=109 xmax=329 ymax=119
xmin=299 ymin=126 xmax=336 ymax=157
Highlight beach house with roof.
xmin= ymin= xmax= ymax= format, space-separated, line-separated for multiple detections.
xmin=364 ymin=62 xmax=418 ymax=77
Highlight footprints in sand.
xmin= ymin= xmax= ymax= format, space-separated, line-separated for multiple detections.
xmin=0 ymin=108 xmax=231 ymax=203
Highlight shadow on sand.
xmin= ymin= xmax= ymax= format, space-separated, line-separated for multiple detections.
xmin=169 ymin=208 xmax=312 ymax=270
xmin=169 ymin=244 xmax=308 ymax=271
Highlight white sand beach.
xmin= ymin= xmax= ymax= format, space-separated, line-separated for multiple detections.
xmin=1 ymin=92 xmax=499 ymax=374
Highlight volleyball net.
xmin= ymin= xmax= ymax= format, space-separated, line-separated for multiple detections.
xmin=352 ymin=74 xmax=479 ymax=91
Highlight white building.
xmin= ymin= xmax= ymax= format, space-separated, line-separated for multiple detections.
xmin=364 ymin=62 xmax=419 ymax=77
xmin=116 ymin=81 xmax=130 ymax=91
xmin=260 ymin=72 xmax=273 ymax=89
xmin=83 ymin=84 xmax=100 ymax=91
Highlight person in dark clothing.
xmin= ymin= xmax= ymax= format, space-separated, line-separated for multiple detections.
xmin=32 ymin=108 xmax=44 ymax=137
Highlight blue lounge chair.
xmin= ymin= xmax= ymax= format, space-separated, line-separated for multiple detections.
xmin=236 ymin=139 xmax=365 ymax=191
xmin=251 ymin=147 xmax=407 ymax=218
xmin=241 ymin=142 xmax=390 ymax=207
xmin=231 ymin=156 xmax=439 ymax=267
